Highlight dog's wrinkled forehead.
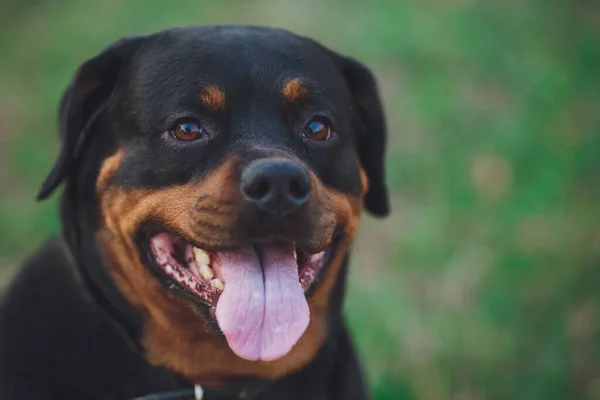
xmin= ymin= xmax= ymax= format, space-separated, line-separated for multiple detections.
xmin=122 ymin=26 xmax=351 ymax=128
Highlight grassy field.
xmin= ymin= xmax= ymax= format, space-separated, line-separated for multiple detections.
xmin=1 ymin=1 xmax=599 ymax=399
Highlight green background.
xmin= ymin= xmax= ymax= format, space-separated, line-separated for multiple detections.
xmin=1 ymin=1 xmax=599 ymax=399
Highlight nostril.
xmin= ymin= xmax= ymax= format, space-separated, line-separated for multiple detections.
xmin=255 ymin=178 xmax=270 ymax=199
xmin=288 ymin=178 xmax=308 ymax=200
xmin=243 ymin=177 xmax=270 ymax=200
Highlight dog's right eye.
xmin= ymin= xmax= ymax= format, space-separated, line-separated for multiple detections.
xmin=169 ymin=121 xmax=206 ymax=141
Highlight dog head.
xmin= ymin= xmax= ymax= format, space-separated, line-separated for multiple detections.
xmin=38 ymin=25 xmax=389 ymax=383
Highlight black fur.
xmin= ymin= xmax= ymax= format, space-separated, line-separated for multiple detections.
xmin=0 ymin=25 xmax=388 ymax=399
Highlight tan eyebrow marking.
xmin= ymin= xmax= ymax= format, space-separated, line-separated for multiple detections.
xmin=282 ymin=78 xmax=309 ymax=103
xmin=198 ymin=84 xmax=226 ymax=111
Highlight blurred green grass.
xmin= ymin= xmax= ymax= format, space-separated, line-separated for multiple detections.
xmin=1 ymin=1 xmax=599 ymax=399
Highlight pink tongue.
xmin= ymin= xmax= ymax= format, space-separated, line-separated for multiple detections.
xmin=215 ymin=245 xmax=310 ymax=361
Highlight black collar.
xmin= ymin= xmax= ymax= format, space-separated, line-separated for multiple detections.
xmin=133 ymin=381 xmax=267 ymax=400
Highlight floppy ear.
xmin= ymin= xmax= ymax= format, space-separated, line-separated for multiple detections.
xmin=335 ymin=55 xmax=390 ymax=217
xmin=37 ymin=35 xmax=148 ymax=200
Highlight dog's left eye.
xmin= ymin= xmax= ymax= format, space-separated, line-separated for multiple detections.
xmin=302 ymin=120 xmax=332 ymax=142
xmin=170 ymin=121 xmax=206 ymax=141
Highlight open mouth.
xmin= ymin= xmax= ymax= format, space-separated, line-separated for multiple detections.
xmin=148 ymin=233 xmax=330 ymax=306
xmin=144 ymin=229 xmax=334 ymax=362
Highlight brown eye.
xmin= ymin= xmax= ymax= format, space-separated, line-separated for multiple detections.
xmin=170 ymin=122 xmax=205 ymax=141
xmin=302 ymin=120 xmax=332 ymax=141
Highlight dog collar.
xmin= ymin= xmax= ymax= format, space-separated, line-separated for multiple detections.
xmin=133 ymin=385 xmax=203 ymax=400
xmin=133 ymin=382 xmax=266 ymax=400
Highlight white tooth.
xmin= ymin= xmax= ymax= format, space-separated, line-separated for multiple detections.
xmin=293 ymin=249 xmax=297 ymax=261
xmin=193 ymin=246 xmax=210 ymax=266
xmin=165 ymin=264 xmax=174 ymax=274
xmin=310 ymin=251 xmax=326 ymax=263
xmin=198 ymin=264 xmax=214 ymax=280
xmin=211 ymin=278 xmax=224 ymax=290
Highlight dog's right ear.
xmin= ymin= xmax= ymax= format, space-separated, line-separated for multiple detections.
xmin=37 ymin=35 xmax=149 ymax=200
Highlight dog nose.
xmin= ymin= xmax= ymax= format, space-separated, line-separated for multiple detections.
xmin=241 ymin=159 xmax=310 ymax=218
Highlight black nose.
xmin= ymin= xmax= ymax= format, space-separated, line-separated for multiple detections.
xmin=241 ymin=158 xmax=311 ymax=218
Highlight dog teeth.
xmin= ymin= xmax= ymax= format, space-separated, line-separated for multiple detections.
xmin=211 ymin=278 xmax=224 ymax=291
xmin=193 ymin=246 xmax=210 ymax=266
xmin=198 ymin=264 xmax=215 ymax=281
xmin=309 ymin=251 xmax=326 ymax=263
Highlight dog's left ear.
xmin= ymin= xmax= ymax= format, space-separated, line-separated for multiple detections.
xmin=37 ymin=35 xmax=149 ymax=200
xmin=332 ymin=54 xmax=390 ymax=217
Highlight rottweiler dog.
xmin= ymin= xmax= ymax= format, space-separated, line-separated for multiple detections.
xmin=0 ymin=25 xmax=389 ymax=400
